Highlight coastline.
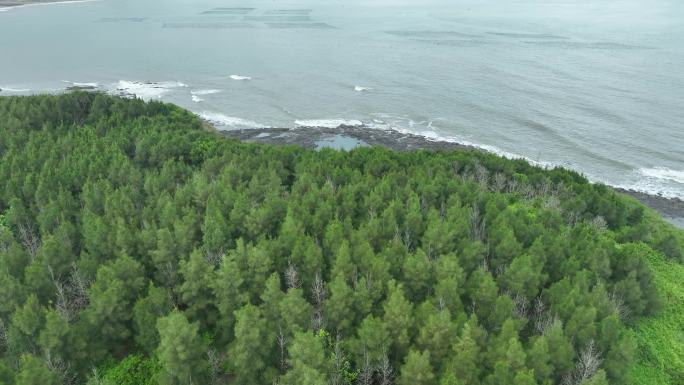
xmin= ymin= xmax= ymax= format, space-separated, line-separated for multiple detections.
xmin=2 ymin=84 xmax=682 ymax=228
xmin=0 ymin=0 xmax=96 ymax=11
xmin=219 ymin=125 xmax=684 ymax=229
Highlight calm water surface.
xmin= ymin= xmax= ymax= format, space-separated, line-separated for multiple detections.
xmin=1 ymin=0 xmax=683 ymax=198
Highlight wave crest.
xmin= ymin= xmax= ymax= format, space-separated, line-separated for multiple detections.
xmin=295 ymin=119 xmax=364 ymax=129
xmin=112 ymin=80 xmax=187 ymax=100
xmin=199 ymin=112 xmax=269 ymax=130
xmin=191 ymin=89 xmax=221 ymax=95
xmin=639 ymin=167 xmax=684 ymax=184
xmin=0 ymin=87 xmax=31 ymax=93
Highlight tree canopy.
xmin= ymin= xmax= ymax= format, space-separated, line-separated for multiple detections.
xmin=0 ymin=93 xmax=681 ymax=384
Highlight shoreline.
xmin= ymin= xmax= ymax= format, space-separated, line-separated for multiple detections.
xmin=0 ymin=0 xmax=96 ymax=11
xmin=2 ymin=86 xmax=681 ymax=228
xmin=218 ymin=125 xmax=684 ymax=228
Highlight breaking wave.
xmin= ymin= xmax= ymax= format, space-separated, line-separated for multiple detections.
xmin=191 ymin=89 xmax=221 ymax=95
xmin=198 ymin=112 xmax=269 ymax=129
xmin=0 ymin=87 xmax=31 ymax=92
xmin=294 ymin=119 xmax=364 ymax=129
xmin=111 ymin=80 xmax=187 ymax=100
xmin=639 ymin=167 xmax=684 ymax=184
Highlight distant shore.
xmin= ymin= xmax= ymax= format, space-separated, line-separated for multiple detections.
xmin=0 ymin=0 xmax=94 ymax=10
xmin=0 ymin=0 xmax=62 ymax=7
xmin=219 ymin=125 xmax=684 ymax=228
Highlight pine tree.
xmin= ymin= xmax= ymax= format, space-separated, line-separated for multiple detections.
xmin=84 ymin=255 xmax=145 ymax=359
xmin=353 ymin=315 xmax=391 ymax=362
xmin=446 ymin=320 xmax=482 ymax=385
xmin=15 ymin=355 xmax=59 ymax=385
xmin=11 ymin=294 xmax=45 ymax=344
xmin=402 ymin=249 xmax=433 ymax=302
xmin=229 ymin=304 xmax=276 ymax=385
xmin=133 ymin=284 xmax=173 ymax=354
xmin=499 ymin=253 xmax=545 ymax=300
xmin=211 ymin=251 xmax=246 ymax=343
xmin=156 ymin=310 xmax=208 ymax=385
xmin=202 ymin=197 xmax=230 ymax=255
xmin=545 ymin=320 xmax=575 ymax=381
xmin=280 ymin=331 xmax=328 ymax=385
xmin=416 ymin=308 xmax=456 ymax=368
xmin=150 ymin=228 xmax=179 ymax=287
xmin=526 ymin=336 xmax=552 ymax=384
xmin=397 ymin=350 xmax=435 ymax=385
xmin=324 ymin=274 xmax=355 ymax=336
xmin=36 ymin=310 xmax=69 ymax=358
xmin=382 ymin=281 xmax=414 ymax=358
xmin=178 ymin=250 xmax=217 ymax=329
xmin=280 ymin=288 xmax=313 ymax=334
xmin=260 ymin=273 xmax=285 ymax=328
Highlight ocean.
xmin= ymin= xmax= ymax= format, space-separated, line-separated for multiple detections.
xmin=1 ymin=0 xmax=683 ymax=199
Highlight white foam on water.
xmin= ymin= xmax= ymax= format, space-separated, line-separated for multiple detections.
xmin=62 ymin=80 xmax=99 ymax=87
xmin=370 ymin=116 xmax=684 ymax=199
xmin=639 ymin=167 xmax=684 ymax=184
xmin=377 ymin=117 xmax=684 ymax=199
xmin=612 ymin=179 xmax=683 ymax=200
xmin=198 ymin=111 xmax=269 ymax=129
xmin=230 ymin=75 xmax=252 ymax=80
xmin=354 ymin=86 xmax=371 ymax=92
xmin=191 ymin=95 xmax=203 ymax=103
xmin=294 ymin=119 xmax=364 ymax=128
xmin=112 ymin=80 xmax=187 ymax=100
xmin=160 ymin=81 xmax=188 ymax=88
xmin=608 ymin=167 xmax=684 ymax=199
xmin=0 ymin=87 xmax=31 ymax=92
xmin=367 ymin=117 xmax=538 ymax=164
xmin=191 ymin=89 xmax=221 ymax=96
xmin=0 ymin=0 xmax=100 ymax=12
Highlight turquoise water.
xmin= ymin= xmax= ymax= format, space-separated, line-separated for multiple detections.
xmin=315 ymin=135 xmax=369 ymax=151
xmin=1 ymin=0 xmax=683 ymax=198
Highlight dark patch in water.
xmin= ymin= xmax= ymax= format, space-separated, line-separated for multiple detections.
xmin=412 ymin=39 xmax=495 ymax=47
xmin=163 ymin=22 xmax=254 ymax=29
xmin=244 ymin=15 xmax=312 ymax=22
xmin=201 ymin=7 xmax=255 ymax=15
xmin=267 ymin=22 xmax=335 ymax=29
xmin=510 ymin=116 xmax=634 ymax=170
xmin=96 ymin=17 xmax=146 ymax=23
xmin=315 ymin=135 xmax=369 ymax=151
xmin=525 ymin=41 xmax=653 ymax=50
xmin=266 ymin=9 xmax=312 ymax=15
xmin=386 ymin=30 xmax=478 ymax=38
xmin=488 ymin=32 xmax=568 ymax=39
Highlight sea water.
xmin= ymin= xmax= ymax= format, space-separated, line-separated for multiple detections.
xmin=1 ymin=0 xmax=683 ymax=199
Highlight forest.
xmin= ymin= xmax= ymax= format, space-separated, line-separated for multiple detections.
xmin=0 ymin=93 xmax=682 ymax=385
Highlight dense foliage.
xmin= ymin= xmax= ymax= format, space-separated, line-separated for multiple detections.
xmin=0 ymin=93 xmax=681 ymax=385
xmin=628 ymin=246 xmax=684 ymax=384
